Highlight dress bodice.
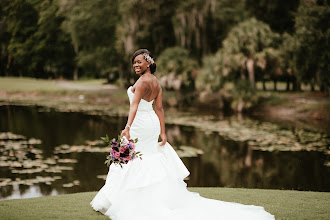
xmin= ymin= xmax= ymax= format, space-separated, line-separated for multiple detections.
xmin=127 ymin=86 xmax=154 ymax=112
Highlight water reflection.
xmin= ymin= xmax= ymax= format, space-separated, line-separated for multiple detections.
xmin=0 ymin=105 xmax=126 ymax=157
xmin=167 ymin=125 xmax=330 ymax=190
xmin=3 ymin=184 xmax=59 ymax=200
xmin=0 ymin=105 xmax=329 ymax=201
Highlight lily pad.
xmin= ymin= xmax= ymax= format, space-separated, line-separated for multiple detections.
xmin=176 ymin=146 xmax=204 ymax=158
xmin=165 ymin=113 xmax=330 ymax=153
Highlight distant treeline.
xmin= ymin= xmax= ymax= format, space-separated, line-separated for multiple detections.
xmin=0 ymin=0 xmax=329 ymax=94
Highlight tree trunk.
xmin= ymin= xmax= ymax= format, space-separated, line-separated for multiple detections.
xmin=119 ymin=61 xmax=132 ymax=88
xmin=73 ymin=67 xmax=78 ymax=81
xmin=73 ymin=43 xmax=79 ymax=81
xmin=246 ymin=57 xmax=255 ymax=89
xmin=292 ymin=79 xmax=301 ymax=91
xmin=311 ymin=79 xmax=315 ymax=91
xmin=119 ymin=63 xmax=124 ymax=88
xmin=262 ymin=78 xmax=266 ymax=91
xmin=286 ymin=80 xmax=290 ymax=91
xmin=6 ymin=54 xmax=12 ymax=76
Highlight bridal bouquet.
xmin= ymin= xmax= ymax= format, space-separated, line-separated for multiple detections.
xmin=101 ymin=134 xmax=142 ymax=168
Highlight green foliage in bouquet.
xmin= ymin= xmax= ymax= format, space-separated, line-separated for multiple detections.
xmin=101 ymin=134 xmax=141 ymax=168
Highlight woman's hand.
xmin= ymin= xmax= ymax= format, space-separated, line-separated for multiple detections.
xmin=121 ymin=127 xmax=130 ymax=140
xmin=159 ymin=133 xmax=167 ymax=146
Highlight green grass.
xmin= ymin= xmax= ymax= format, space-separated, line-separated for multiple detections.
xmin=0 ymin=77 xmax=106 ymax=93
xmin=0 ymin=188 xmax=329 ymax=220
xmin=70 ymin=79 xmax=107 ymax=86
xmin=0 ymin=77 xmax=61 ymax=93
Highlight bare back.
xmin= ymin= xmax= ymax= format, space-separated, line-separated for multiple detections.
xmin=131 ymin=74 xmax=160 ymax=102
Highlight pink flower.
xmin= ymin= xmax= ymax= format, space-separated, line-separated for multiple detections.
xmin=114 ymin=152 xmax=120 ymax=159
xmin=104 ymin=134 xmax=141 ymax=168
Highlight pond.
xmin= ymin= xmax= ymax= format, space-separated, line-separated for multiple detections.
xmin=0 ymin=104 xmax=329 ymax=200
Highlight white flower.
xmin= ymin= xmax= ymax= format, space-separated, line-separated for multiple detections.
xmin=143 ymin=53 xmax=155 ymax=64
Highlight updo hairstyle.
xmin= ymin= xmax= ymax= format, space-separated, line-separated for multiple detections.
xmin=131 ymin=49 xmax=156 ymax=74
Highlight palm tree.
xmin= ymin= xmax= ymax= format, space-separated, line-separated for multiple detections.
xmin=222 ymin=18 xmax=279 ymax=89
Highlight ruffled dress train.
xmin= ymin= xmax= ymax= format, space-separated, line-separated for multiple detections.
xmin=90 ymin=86 xmax=274 ymax=220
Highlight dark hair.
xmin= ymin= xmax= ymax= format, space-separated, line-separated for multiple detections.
xmin=131 ymin=49 xmax=156 ymax=74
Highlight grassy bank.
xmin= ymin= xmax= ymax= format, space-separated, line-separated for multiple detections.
xmin=0 ymin=77 xmax=130 ymax=116
xmin=0 ymin=76 xmax=329 ymax=133
xmin=2 ymin=77 xmax=328 ymax=153
xmin=0 ymin=77 xmax=330 ymax=134
xmin=252 ymin=90 xmax=330 ymax=133
xmin=0 ymin=77 xmax=107 ymax=93
xmin=0 ymin=188 xmax=329 ymax=219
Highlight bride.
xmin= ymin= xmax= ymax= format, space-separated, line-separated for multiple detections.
xmin=90 ymin=49 xmax=274 ymax=220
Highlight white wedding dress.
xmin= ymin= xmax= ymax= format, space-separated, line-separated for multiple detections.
xmin=90 ymin=86 xmax=274 ymax=220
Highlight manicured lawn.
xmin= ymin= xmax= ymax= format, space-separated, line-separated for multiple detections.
xmin=0 ymin=188 xmax=329 ymax=220
xmin=0 ymin=77 xmax=107 ymax=93
xmin=0 ymin=77 xmax=61 ymax=92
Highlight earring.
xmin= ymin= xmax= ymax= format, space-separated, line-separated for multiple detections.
xmin=147 ymin=65 xmax=149 ymax=68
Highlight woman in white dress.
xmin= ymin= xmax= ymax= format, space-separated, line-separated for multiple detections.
xmin=90 ymin=49 xmax=275 ymax=220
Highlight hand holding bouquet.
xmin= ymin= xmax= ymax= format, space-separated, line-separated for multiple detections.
xmin=101 ymin=134 xmax=142 ymax=168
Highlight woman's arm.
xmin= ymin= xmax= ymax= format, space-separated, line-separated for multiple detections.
xmin=154 ymin=87 xmax=167 ymax=146
xmin=121 ymin=82 xmax=145 ymax=139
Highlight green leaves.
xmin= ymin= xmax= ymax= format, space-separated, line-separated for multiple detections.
xmin=100 ymin=134 xmax=109 ymax=143
xmin=4 ymin=0 xmax=75 ymax=78
xmin=157 ymin=47 xmax=198 ymax=92
xmin=223 ymin=18 xmax=278 ymax=57
xmin=293 ymin=0 xmax=330 ymax=93
xmin=104 ymin=155 xmax=112 ymax=167
xmin=62 ymin=0 xmax=119 ymax=79
xmin=102 ymin=134 xmax=141 ymax=168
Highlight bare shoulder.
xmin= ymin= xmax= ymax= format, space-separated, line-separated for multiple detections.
xmin=143 ymin=74 xmax=159 ymax=88
xmin=131 ymin=79 xmax=145 ymax=94
xmin=134 ymin=79 xmax=147 ymax=90
xmin=149 ymin=74 xmax=160 ymax=87
xmin=134 ymin=74 xmax=160 ymax=95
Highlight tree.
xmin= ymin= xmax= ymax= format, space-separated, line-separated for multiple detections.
xmin=0 ymin=0 xmax=11 ymax=76
xmin=245 ymin=0 xmax=300 ymax=33
xmin=60 ymin=0 xmax=119 ymax=80
xmin=221 ymin=17 xmax=280 ymax=89
xmin=5 ymin=0 xmax=40 ymax=77
xmin=3 ymin=0 xmax=75 ymax=78
xmin=32 ymin=0 xmax=75 ymax=78
xmin=279 ymin=33 xmax=301 ymax=91
xmin=173 ymin=0 xmax=248 ymax=59
xmin=293 ymin=0 xmax=329 ymax=93
xmin=157 ymin=47 xmax=198 ymax=92
xmin=195 ymin=50 xmax=225 ymax=93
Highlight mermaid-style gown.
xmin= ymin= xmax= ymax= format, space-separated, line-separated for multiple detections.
xmin=90 ymin=86 xmax=274 ymax=220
